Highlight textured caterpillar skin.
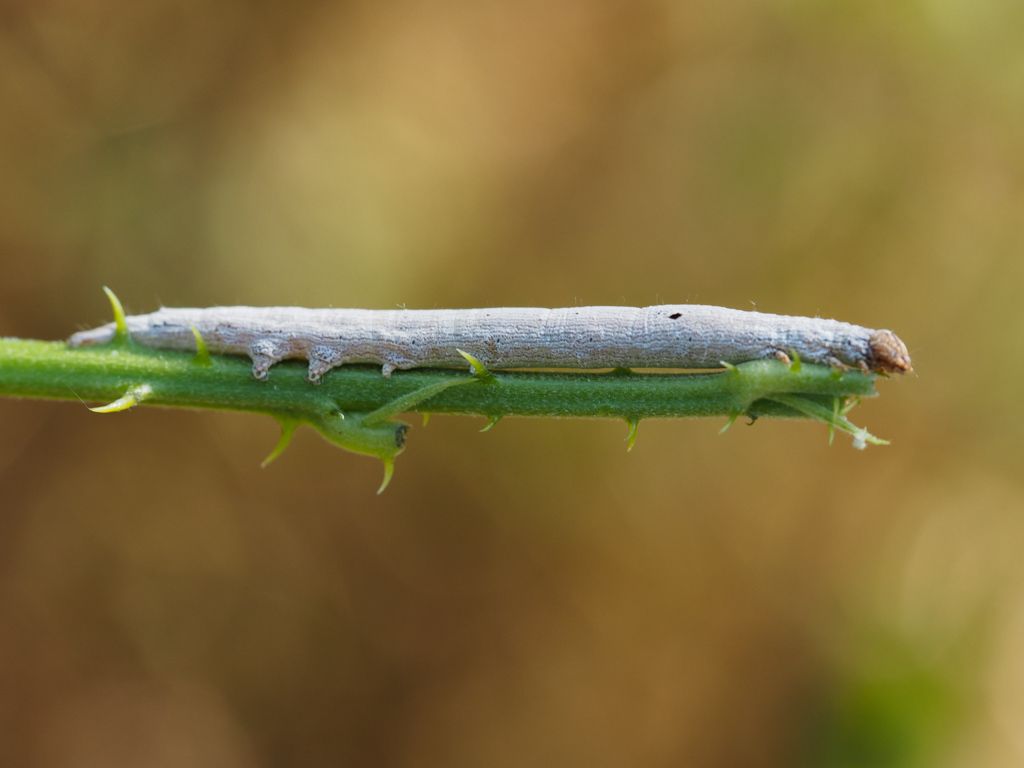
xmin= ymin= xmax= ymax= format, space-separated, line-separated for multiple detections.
xmin=68 ymin=305 xmax=912 ymax=381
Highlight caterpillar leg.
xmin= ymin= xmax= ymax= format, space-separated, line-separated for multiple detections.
xmin=380 ymin=351 xmax=416 ymax=378
xmin=308 ymin=344 xmax=346 ymax=383
xmin=826 ymin=355 xmax=851 ymax=372
xmin=249 ymin=338 xmax=290 ymax=381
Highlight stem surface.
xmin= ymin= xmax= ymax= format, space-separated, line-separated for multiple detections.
xmin=0 ymin=338 xmax=877 ymax=419
xmin=0 ymin=337 xmax=887 ymax=488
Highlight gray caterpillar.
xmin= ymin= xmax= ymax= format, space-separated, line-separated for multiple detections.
xmin=69 ymin=304 xmax=912 ymax=382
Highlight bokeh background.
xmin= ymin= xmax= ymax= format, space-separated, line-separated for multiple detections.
xmin=1 ymin=1 xmax=1022 ymax=765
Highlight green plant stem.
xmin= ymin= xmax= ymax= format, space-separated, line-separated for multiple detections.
xmin=0 ymin=338 xmax=875 ymax=418
xmin=0 ymin=337 xmax=885 ymax=489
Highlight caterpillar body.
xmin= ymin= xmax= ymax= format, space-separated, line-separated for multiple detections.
xmin=68 ymin=304 xmax=912 ymax=381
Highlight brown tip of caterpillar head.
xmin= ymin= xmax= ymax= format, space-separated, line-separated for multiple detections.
xmin=868 ymin=330 xmax=912 ymax=374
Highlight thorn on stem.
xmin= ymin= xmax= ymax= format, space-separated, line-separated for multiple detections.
xmin=89 ymin=384 xmax=151 ymax=413
xmin=262 ymin=418 xmax=299 ymax=467
xmin=625 ymin=417 xmax=640 ymax=452
xmin=720 ymin=411 xmax=740 ymax=434
xmin=377 ymin=459 xmax=395 ymax=494
xmin=456 ymin=349 xmax=494 ymax=381
xmin=191 ymin=325 xmax=212 ymax=366
xmin=102 ymin=286 xmax=128 ymax=343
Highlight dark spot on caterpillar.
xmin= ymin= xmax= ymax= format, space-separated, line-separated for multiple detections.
xmin=669 ymin=312 xmax=681 ymax=319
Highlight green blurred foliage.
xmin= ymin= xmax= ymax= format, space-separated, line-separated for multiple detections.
xmin=2 ymin=1 xmax=1023 ymax=765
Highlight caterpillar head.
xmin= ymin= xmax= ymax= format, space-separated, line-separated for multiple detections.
xmin=868 ymin=330 xmax=912 ymax=374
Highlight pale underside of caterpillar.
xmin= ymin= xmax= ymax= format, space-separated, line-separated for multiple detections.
xmin=68 ymin=305 xmax=912 ymax=381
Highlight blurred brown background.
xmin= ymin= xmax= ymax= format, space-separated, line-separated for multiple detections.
xmin=1 ymin=1 xmax=1022 ymax=766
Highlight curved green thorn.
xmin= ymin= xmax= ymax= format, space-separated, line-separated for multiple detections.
xmin=262 ymin=417 xmax=299 ymax=467
xmin=720 ymin=360 xmax=738 ymax=374
xmin=456 ymin=349 xmax=495 ymax=381
xmin=625 ymin=417 xmax=640 ymax=452
xmin=480 ymin=415 xmax=501 ymax=432
xmin=421 ymin=412 xmax=431 ymax=427
xmin=308 ymin=411 xmax=408 ymax=492
xmin=102 ymin=286 xmax=129 ymax=342
xmin=789 ymin=349 xmax=802 ymax=373
xmin=362 ymin=376 xmax=480 ymax=427
xmin=767 ymin=394 xmax=888 ymax=448
xmin=89 ymin=383 xmax=151 ymax=413
xmin=377 ymin=459 xmax=395 ymax=495
xmin=719 ymin=411 xmax=741 ymax=434
xmin=828 ymin=397 xmax=840 ymax=446
xmin=191 ymin=325 xmax=212 ymax=366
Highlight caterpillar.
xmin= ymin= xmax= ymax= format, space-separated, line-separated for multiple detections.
xmin=68 ymin=304 xmax=912 ymax=381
